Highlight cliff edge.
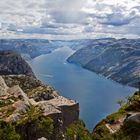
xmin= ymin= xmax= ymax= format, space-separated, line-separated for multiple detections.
xmin=92 ymin=90 xmax=140 ymax=140
xmin=68 ymin=38 xmax=140 ymax=88
xmin=0 ymin=51 xmax=79 ymax=140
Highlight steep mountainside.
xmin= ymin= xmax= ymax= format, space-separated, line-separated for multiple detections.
xmin=0 ymin=39 xmax=92 ymax=59
xmin=68 ymin=38 xmax=140 ymax=88
xmin=0 ymin=51 xmax=80 ymax=140
xmin=92 ymin=90 xmax=140 ymax=140
xmin=0 ymin=39 xmax=51 ymax=59
xmin=0 ymin=50 xmax=35 ymax=77
xmin=0 ymin=75 xmax=79 ymax=140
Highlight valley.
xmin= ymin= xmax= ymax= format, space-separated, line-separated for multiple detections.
xmin=68 ymin=38 xmax=140 ymax=88
xmin=29 ymin=47 xmax=136 ymax=131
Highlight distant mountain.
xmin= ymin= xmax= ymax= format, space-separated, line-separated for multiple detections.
xmin=0 ymin=39 xmax=52 ymax=59
xmin=0 ymin=50 xmax=35 ymax=77
xmin=0 ymin=39 xmax=93 ymax=59
xmin=68 ymin=38 xmax=140 ymax=88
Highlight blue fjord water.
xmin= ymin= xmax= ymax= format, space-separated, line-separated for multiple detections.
xmin=29 ymin=47 xmax=136 ymax=131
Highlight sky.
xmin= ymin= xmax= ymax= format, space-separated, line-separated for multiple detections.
xmin=0 ymin=0 xmax=140 ymax=39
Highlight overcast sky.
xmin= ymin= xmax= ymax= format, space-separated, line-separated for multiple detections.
xmin=0 ymin=0 xmax=140 ymax=39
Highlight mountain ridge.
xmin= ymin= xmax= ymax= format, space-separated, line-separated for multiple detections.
xmin=67 ymin=38 xmax=140 ymax=88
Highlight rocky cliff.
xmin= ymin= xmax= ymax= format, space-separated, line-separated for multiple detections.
xmin=0 ymin=50 xmax=35 ymax=77
xmin=0 ymin=51 xmax=79 ymax=140
xmin=0 ymin=75 xmax=79 ymax=140
xmin=92 ymin=90 xmax=140 ymax=140
xmin=68 ymin=38 xmax=140 ymax=88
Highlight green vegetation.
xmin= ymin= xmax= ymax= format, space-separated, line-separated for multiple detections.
xmin=27 ymin=86 xmax=47 ymax=96
xmin=0 ymin=97 xmax=17 ymax=108
xmin=92 ymin=91 xmax=140 ymax=140
xmin=37 ymin=117 xmax=54 ymax=135
xmin=26 ymin=105 xmax=39 ymax=121
xmin=92 ymin=123 xmax=131 ymax=140
xmin=0 ymin=99 xmax=13 ymax=108
xmin=92 ymin=123 xmax=111 ymax=140
xmin=16 ymin=105 xmax=41 ymax=126
xmin=113 ymin=131 xmax=131 ymax=140
xmin=0 ymin=106 xmax=16 ymax=119
xmin=16 ymin=106 xmax=54 ymax=139
xmin=0 ymin=121 xmax=20 ymax=140
xmin=105 ymin=107 xmax=127 ymax=124
xmin=117 ymin=100 xmax=126 ymax=107
xmin=3 ymin=75 xmax=41 ymax=93
xmin=106 ymin=92 xmax=140 ymax=124
xmin=65 ymin=120 xmax=92 ymax=140
xmin=64 ymin=91 xmax=140 ymax=140
xmin=118 ymin=121 xmax=140 ymax=140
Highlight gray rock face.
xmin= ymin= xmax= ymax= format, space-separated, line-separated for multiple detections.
xmin=8 ymin=85 xmax=30 ymax=106
xmin=0 ymin=50 xmax=79 ymax=140
xmin=0 ymin=75 xmax=79 ymax=140
xmin=37 ymin=96 xmax=79 ymax=129
xmin=68 ymin=38 xmax=140 ymax=88
xmin=38 ymin=137 xmax=47 ymax=140
xmin=0 ymin=76 xmax=8 ymax=96
xmin=0 ymin=50 xmax=35 ymax=77
xmin=126 ymin=113 xmax=140 ymax=124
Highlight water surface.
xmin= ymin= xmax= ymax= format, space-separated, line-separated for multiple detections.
xmin=29 ymin=47 xmax=136 ymax=131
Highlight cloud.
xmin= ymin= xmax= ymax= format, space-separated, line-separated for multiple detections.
xmin=99 ymin=12 xmax=137 ymax=26
xmin=0 ymin=0 xmax=140 ymax=39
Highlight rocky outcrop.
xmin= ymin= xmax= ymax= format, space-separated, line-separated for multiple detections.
xmin=0 ymin=50 xmax=35 ymax=77
xmin=92 ymin=91 xmax=140 ymax=140
xmin=0 ymin=48 xmax=80 ymax=140
xmin=0 ymin=75 xmax=79 ymax=140
xmin=38 ymin=96 xmax=79 ymax=129
xmin=68 ymin=38 xmax=140 ymax=88
xmin=125 ymin=113 xmax=140 ymax=124
xmin=38 ymin=138 xmax=47 ymax=140
xmin=0 ymin=76 xmax=8 ymax=96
